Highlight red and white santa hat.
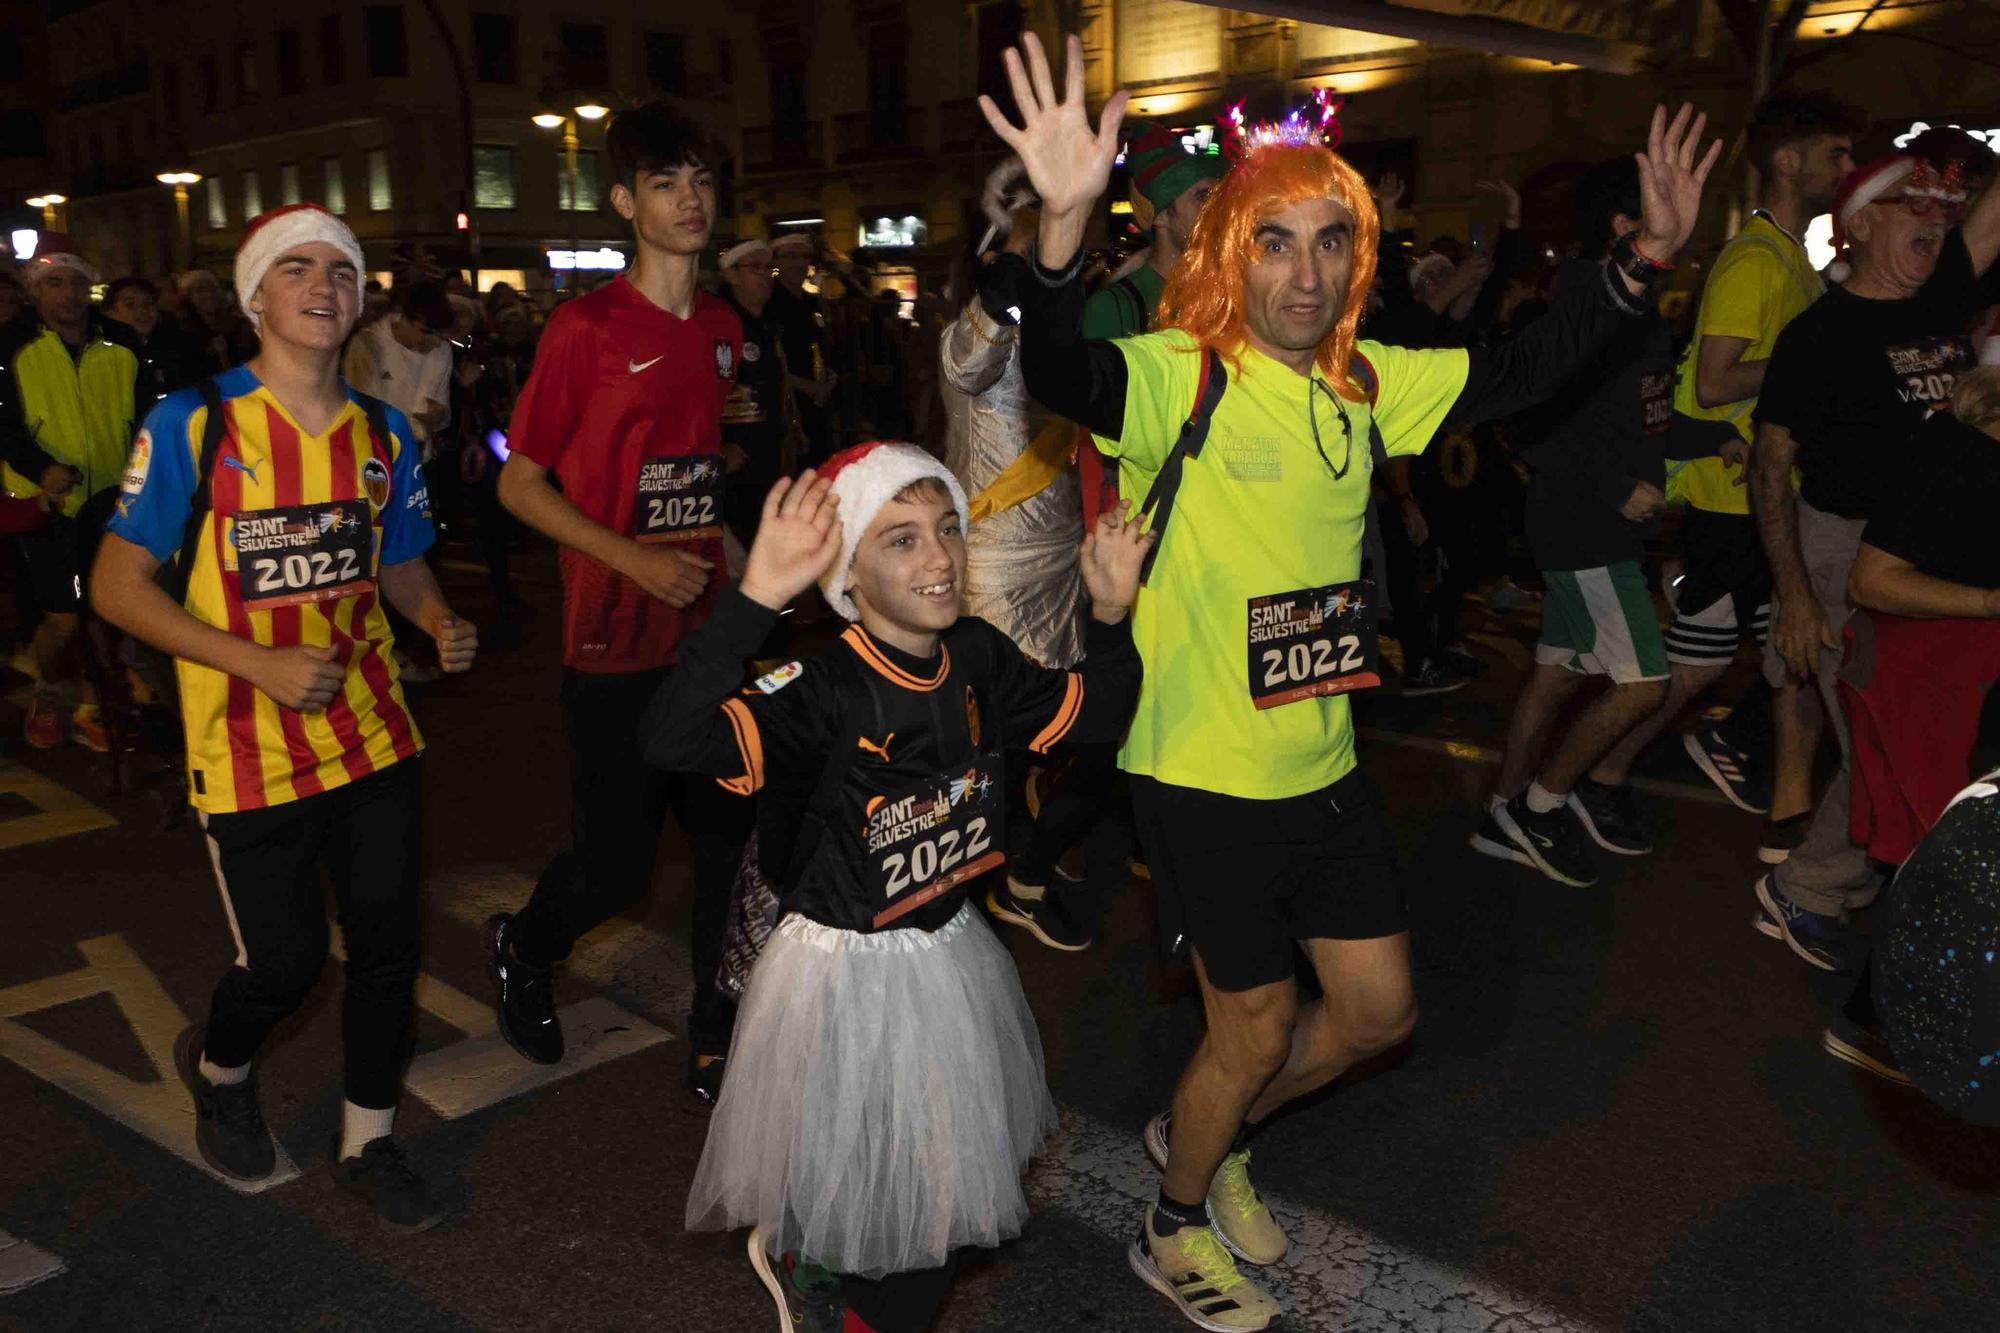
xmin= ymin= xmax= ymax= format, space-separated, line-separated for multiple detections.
xmin=816 ymin=441 xmax=970 ymax=622
xmin=1827 ymin=155 xmax=1920 ymax=283
xmin=234 ymin=203 xmax=366 ymax=329
xmin=21 ymin=231 xmax=96 ymax=286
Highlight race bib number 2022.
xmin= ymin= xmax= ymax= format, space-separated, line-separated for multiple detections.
xmin=632 ymin=453 xmax=724 ymax=543
xmin=1247 ymin=580 xmax=1382 ymax=709
xmin=227 ymin=500 xmax=374 ymax=611
xmin=863 ymin=762 xmax=1006 ymax=928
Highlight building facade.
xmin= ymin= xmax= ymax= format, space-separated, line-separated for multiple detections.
xmin=37 ymin=0 xmax=747 ymax=294
xmin=19 ymin=1 xmax=1998 ymax=293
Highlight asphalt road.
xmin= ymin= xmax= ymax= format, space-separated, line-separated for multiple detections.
xmin=3 ymin=547 xmax=1997 ymax=1332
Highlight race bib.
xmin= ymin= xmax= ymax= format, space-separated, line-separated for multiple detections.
xmin=1885 ymin=335 xmax=1976 ymax=415
xmin=226 ymin=500 xmax=374 ymax=611
xmin=862 ymin=760 xmax=1005 ymax=929
xmin=1247 ymin=580 xmax=1381 ymax=709
xmin=632 ymin=453 xmax=724 ymax=542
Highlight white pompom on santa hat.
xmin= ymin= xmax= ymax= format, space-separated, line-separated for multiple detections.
xmin=1826 ymin=155 xmax=1919 ymax=284
xmin=815 ymin=441 xmax=970 ymax=622
xmin=234 ymin=203 xmax=367 ymax=330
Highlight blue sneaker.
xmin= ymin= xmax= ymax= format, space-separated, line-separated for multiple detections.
xmin=1753 ymin=873 xmax=1860 ymax=973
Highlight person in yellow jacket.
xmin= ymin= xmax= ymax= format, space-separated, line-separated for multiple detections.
xmin=1 ymin=232 xmax=145 ymax=749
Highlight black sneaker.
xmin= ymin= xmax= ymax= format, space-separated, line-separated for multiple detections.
xmin=747 ymin=1226 xmax=845 ymax=1333
xmin=484 ymin=914 xmax=563 ymax=1065
xmin=1822 ymin=1013 xmax=1912 ymax=1086
xmin=333 ymin=1137 xmax=446 ymax=1233
xmin=986 ymin=879 xmax=1093 ymax=951
xmin=1468 ymin=806 xmax=1533 ymax=867
xmin=1401 ymin=658 xmax=1468 ymax=697
xmin=1682 ymin=728 xmax=1768 ymax=814
xmin=1569 ymin=777 xmax=1652 ymax=856
xmin=1492 ymin=793 xmax=1599 ymax=887
xmin=1753 ymin=872 xmax=1863 ymax=974
xmin=173 ymin=1023 xmax=276 ymax=1182
xmin=1440 ymin=645 xmax=1488 ymax=679
xmin=1758 ymin=812 xmax=1811 ymax=866
xmin=686 ymin=1051 xmax=726 ymax=1116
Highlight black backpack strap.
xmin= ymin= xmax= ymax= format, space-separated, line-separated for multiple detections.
xmin=353 ymin=390 xmax=395 ymax=459
xmin=1350 ymin=351 xmax=1390 ymax=472
xmin=1135 ymin=346 xmax=1227 ymax=584
xmin=168 ymin=378 xmax=228 ymax=605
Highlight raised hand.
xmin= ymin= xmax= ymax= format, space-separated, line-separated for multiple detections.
xmin=1634 ymin=103 xmax=1722 ymax=259
xmin=1475 ymin=178 xmax=1521 ymax=227
xmin=740 ymin=471 xmax=844 ymax=612
xmin=1374 ymin=171 xmax=1406 ymax=222
xmin=977 ymin=33 xmax=1129 ymax=221
xmin=1078 ymin=500 xmax=1156 ymax=624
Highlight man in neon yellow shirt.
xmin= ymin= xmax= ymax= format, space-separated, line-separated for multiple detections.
xmin=0 ymin=232 xmax=143 ymax=750
xmin=985 ymin=32 xmax=1720 ymax=1329
xmin=1594 ymin=92 xmax=1860 ymax=860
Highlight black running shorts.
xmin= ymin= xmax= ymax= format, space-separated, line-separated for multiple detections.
xmin=14 ymin=515 xmax=80 ymax=613
xmin=1130 ymin=768 xmax=1407 ymax=993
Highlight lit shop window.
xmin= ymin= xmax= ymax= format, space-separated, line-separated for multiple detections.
xmin=859 ymin=214 xmax=926 ymax=248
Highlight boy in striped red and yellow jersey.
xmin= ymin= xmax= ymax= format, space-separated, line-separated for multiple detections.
xmin=92 ymin=204 xmax=475 ymax=1231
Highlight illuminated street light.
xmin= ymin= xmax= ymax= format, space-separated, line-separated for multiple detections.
xmin=26 ymin=194 xmax=67 ymax=228
xmin=533 ymin=98 xmax=610 ymax=273
xmin=157 ymin=171 xmax=204 ymax=268
xmin=531 ymin=113 xmax=565 ymax=130
xmin=574 ymin=103 xmax=609 ymax=121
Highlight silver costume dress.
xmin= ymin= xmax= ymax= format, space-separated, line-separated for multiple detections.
xmin=939 ymin=297 xmax=1085 ymax=669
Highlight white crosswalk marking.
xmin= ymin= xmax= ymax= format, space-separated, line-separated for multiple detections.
xmin=438 ymin=875 xmax=1596 ymax=1331
xmin=0 ymin=1229 xmax=64 ymax=1296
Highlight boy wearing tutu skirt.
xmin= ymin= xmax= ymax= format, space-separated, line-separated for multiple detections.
xmin=642 ymin=441 xmax=1153 ymax=1331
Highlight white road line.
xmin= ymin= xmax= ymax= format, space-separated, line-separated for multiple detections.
xmin=435 ymin=877 xmax=1595 ymax=1331
xmin=0 ymin=1229 xmax=64 ymax=1296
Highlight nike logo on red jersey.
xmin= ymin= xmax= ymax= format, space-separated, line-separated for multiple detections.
xmin=628 ymin=356 xmax=664 ymax=374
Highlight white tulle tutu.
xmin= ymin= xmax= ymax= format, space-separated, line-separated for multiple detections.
xmin=685 ymin=903 xmax=1055 ymax=1277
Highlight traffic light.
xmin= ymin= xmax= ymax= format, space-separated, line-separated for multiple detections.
xmin=455 ymin=211 xmax=470 ymax=232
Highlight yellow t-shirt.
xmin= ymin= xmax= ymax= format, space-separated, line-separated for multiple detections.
xmin=1671 ymin=214 xmax=1823 ymax=514
xmin=1095 ymin=333 xmax=1467 ymax=799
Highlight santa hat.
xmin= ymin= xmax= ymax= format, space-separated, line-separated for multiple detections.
xmin=720 ymin=238 xmax=773 ymax=269
xmin=979 ymin=156 xmax=1038 ymax=253
xmin=816 ymin=441 xmax=970 ymax=622
xmin=22 ymin=231 xmax=95 ymax=286
xmin=234 ymin=203 xmax=366 ymax=330
xmin=1827 ymin=155 xmax=1919 ymax=283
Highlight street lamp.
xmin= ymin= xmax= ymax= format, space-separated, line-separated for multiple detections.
xmin=26 ymin=194 xmax=66 ymax=229
xmin=533 ymin=97 xmax=609 ymax=286
xmin=157 ymin=172 xmax=202 ymax=270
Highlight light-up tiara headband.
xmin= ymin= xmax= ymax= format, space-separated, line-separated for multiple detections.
xmin=1223 ymin=88 xmax=1345 ymax=162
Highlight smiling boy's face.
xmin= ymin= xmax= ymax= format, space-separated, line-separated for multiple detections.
xmin=845 ymin=481 xmax=966 ymax=638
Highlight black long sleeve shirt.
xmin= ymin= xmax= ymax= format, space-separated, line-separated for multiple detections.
xmin=641 ymin=587 xmax=1141 ymax=933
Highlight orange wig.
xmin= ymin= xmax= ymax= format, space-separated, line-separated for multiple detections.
xmin=1156 ymin=142 xmax=1379 ymax=402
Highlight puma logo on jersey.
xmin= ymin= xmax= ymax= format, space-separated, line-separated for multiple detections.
xmin=221 ymin=456 xmax=261 ymax=483
xmin=856 ymin=733 xmax=896 ymax=762
xmin=628 ymin=356 xmax=664 ymax=374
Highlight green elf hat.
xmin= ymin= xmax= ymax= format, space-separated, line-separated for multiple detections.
xmin=1124 ymin=120 xmax=1230 ymax=229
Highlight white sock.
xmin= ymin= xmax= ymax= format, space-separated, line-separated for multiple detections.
xmin=198 ymin=1055 xmax=249 ymax=1086
xmin=1007 ymin=875 xmax=1046 ymax=902
xmin=339 ymin=1101 xmax=397 ymax=1161
xmin=1525 ymin=780 xmax=1566 ymax=815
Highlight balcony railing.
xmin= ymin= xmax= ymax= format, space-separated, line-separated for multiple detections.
xmin=742 ymin=120 xmax=823 ymax=173
xmin=833 ymin=107 xmax=921 ymax=164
